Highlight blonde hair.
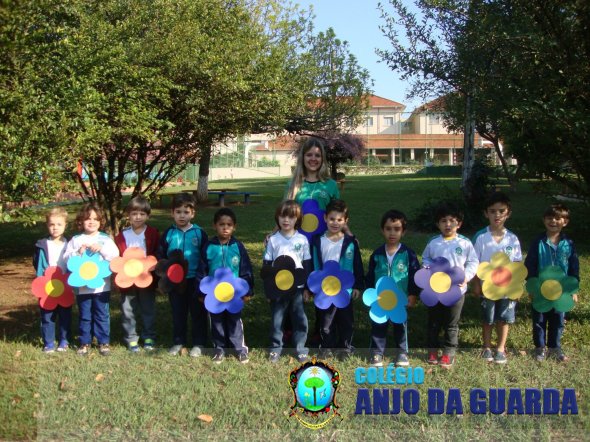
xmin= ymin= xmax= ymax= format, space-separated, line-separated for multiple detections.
xmin=45 ymin=207 xmax=68 ymax=223
xmin=287 ymin=137 xmax=331 ymax=200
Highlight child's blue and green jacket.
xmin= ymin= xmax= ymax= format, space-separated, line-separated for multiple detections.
xmin=524 ymin=233 xmax=579 ymax=280
xmin=310 ymin=233 xmax=364 ymax=291
xmin=158 ymin=224 xmax=208 ymax=279
xmin=365 ymin=244 xmax=421 ymax=297
xmin=196 ymin=236 xmax=254 ymax=297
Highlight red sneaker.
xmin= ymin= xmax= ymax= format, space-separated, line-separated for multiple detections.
xmin=439 ymin=354 xmax=454 ymax=368
xmin=428 ymin=351 xmax=438 ymax=365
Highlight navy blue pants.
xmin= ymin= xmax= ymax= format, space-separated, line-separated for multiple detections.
xmin=370 ymin=321 xmax=407 ymax=355
xmin=318 ymin=303 xmax=354 ymax=352
xmin=77 ymin=292 xmax=110 ymax=345
xmin=168 ymin=278 xmax=208 ymax=347
xmin=532 ymin=308 xmax=565 ymax=349
xmin=40 ymin=305 xmax=72 ymax=348
xmin=210 ymin=311 xmax=247 ymax=355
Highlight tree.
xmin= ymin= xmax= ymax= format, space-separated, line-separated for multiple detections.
xmin=304 ymin=377 xmax=325 ymax=407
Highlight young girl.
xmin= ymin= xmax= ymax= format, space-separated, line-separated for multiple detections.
xmin=64 ymin=202 xmax=119 ymax=356
xmin=263 ymin=200 xmax=311 ymax=364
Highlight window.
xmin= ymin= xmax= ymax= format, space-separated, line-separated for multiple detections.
xmin=384 ymin=117 xmax=394 ymax=126
xmin=365 ymin=117 xmax=374 ymax=127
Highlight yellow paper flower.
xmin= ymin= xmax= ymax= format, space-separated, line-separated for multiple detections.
xmin=476 ymin=252 xmax=528 ymax=300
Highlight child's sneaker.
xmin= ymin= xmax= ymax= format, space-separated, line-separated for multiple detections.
xmin=212 ymin=351 xmax=224 ymax=364
xmin=549 ymin=348 xmax=569 ymax=362
xmin=99 ymin=344 xmax=111 ymax=356
xmin=143 ymin=339 xmax=155 ymax=351
xmin=189 ymin=346 xmax=203 ymax=358
xmin=42 ymin=346 xmax=55 ymax=354
xmin=77 ymin=344 xmax=90 ymax=356
xmin=297 ymin=353 xmax=310 ymax=364
xmin=494 ymin=351 xmax=507 ymax=364
xmin=370 ymin=354 xmax=384 ymax=367
xmin=535 ymin=347 xmax=546 ymax=362
xmin=168 ymin=344 xmax=183 ymax=355
xmin=319 ymin=349 xmax=334 ymax=360
xmin=439 ymin=354 xmax=454 ymax=368
xmin=238 ymin=353 xmax=250 ymax=364
xmin=56 ymin=342 xmax=69 ymax=352
xmin=481 ymin=348 xmax=493 ymax=362
xmin=269 ymin=351 xmax=280 ymax=363
xmin=428 ymin=351 xmax=439 ymax=365
xmin=128 ymin=342 xmax=140 ymax=353
xmin=395 ymin=353 xmax=410 ymax=367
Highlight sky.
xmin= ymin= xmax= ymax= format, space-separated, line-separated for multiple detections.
xmin=295 ymin=0 xmax=423 ymax=110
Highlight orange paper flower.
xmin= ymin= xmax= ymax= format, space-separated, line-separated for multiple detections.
xmin=31 ymin=266 xmax=74 ymax=310
xmin=110 ymin=247 xmax=157 ymax=289
xmin=476 ymin=252 xmax=528 ymax=300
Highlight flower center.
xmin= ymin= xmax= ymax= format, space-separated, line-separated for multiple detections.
xmin=540 ymin=280 xmax=562 ymax=301
xmin=45 ymin=280 xmax=65 ymax=298
xmin=301 ymin=214 xmax=319 ymax=233
xmin=123 ymin=258 xmax=144 ymax=278
xmin=79 ymin=262 xmax=99 ymax=280
xmin=377 ymin=289 xmax=398 ymax=310
xmin=167 ymin=263 xmax=184 ymax=283
xmin=430 ymin=272 xmax=452 ymax=293
xmin=491 ymin=266 xmax=512 ymax=287
xmin=321 ymin=276 xmax=341 ymax=296
xmin=275 ymin=270 xmax=294 ymax=291
xmin=214 ymin=282 xmax=234 ymax=303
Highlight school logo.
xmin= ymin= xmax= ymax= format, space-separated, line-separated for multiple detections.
xmin=294 ymin=243 xmax=302 ymax=252
xmin=397 ymin=262 xmax=406 ymax=273
xmin=455 ymin=247 xmax=463 ymax=256
xmin=505 ymin=246 xmax=513 ymax=255
xmin=192 ymin=237 xmax=200 ymax=246
xmin=345 ymin=248 xmax=354 ymax=260
xmin=231 ymin=256 xmax=240 ymax=267
xmin=289 ymin=357 xmax=341 ymax=429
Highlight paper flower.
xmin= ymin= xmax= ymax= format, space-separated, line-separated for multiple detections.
xmin=110 ymin=247 xmax=157 ymax=289
xmin=414 ymin=257 xmax=465 ymax=307
xmin=299 ymin=199 xmax=327 ymax=242
xmin=199 ymin=267 xmax=250 ymax=314
xmin=155 ymin=250 xmax=188 ymax=293
xmin=526 ymin=266 xmax=579 ymax=313
xmin=363 ymin=276 xmax=408 ymax=324
xmin=307 ymin=260 xmax=354 ymax=310
xmin=67 ymin=251 xmax=112 ymax=289
xmin=32 ymin=266 xmax=74 ymax=310
xmin=261 ymin=255 xmax=306 ymax=300
xmin=476 ymin=252 xmax=528 ymax=300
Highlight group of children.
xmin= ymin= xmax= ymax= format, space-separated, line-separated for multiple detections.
xmin=34 ymin=191 xmax=579 ymax=367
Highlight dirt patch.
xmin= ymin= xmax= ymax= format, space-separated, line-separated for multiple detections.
xmin=0 ymin=258 xmax=38 ymax=340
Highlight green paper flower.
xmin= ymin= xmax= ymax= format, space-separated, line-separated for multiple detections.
xmin=526 ymin=266 xmax=578 ymax=313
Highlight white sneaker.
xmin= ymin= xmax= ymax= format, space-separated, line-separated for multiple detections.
xmin=189 ymin=346 xmax=203 ymax=358
xmin=168 ymin=344 xmax=183 ymax=355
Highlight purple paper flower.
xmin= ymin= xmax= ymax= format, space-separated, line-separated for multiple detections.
xmin=362 ymin=276 xmax=408 ymax=324
xmin=307 ymin=260 xmax=354 ymax=310
xmin=414 ymin=257 xmax=465 ymax=307
xmin=200 ymin=267 xmax=250 ymax=314
xmin=298 ymin=199 xmax=327 ymax=241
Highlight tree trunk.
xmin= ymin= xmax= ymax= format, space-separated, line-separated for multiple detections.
xmin=196 ymin=146 xmax=211 ymax=203
xmin=492 ymin=139 xmax=517 ymax=191
xmin=461 ymin=94 xmax=475 ymax=198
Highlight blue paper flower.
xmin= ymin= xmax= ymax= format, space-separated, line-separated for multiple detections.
xmin=307 ymin=260 xmax=354 ymax=310
xmin=67 ymin=250 xmax=112 ymax=289
xmin=414 ymin=257 xmax=465 ymax=307
xmin=362 ymin=276 xmax=408 ymax=324
xmin=299 ymin=199 xmax=327 ymax=241
xmin=200 ymin=267 xmax=250 ymax=314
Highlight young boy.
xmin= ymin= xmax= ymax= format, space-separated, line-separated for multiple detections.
xmin=263 ymin=200 xmax=311 ymax=364
xmin=115 ymin=195 xmax=160 ymax=352
xmin=525 ymin=203 xmax=579 ymax=362
xmin=309 ymin=200 xmax=364 ymax=359
xmin=422 ymin=202 xmax=479 ymax=368
xmin=472 ymin=192 xmax=522 ymax=364
xmin=33 ymin=208 xmax=71 ymax=352
xmin=366 ymin=209 xmax=420 ymax=367
xmin=197 ymin=208 xmax=254 ymax=364
xmin=159 ymin=193 xmax=209 ymax=357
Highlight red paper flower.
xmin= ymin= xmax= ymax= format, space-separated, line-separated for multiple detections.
xmin=110 ymin=247 xmax=158 ymax=289
xmin=31 ymin=266 xmax=74 ymax=310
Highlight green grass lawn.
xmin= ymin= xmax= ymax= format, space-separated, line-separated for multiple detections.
xmin=1 ymin=174 xmax=589 ymax=440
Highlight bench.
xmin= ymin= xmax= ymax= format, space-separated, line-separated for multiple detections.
xmin=207 ymin=190 xmax=259 ymax=207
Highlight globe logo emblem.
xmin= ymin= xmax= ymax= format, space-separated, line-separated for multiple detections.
xmin=289 ymin=357 xmax=341 ymax=429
